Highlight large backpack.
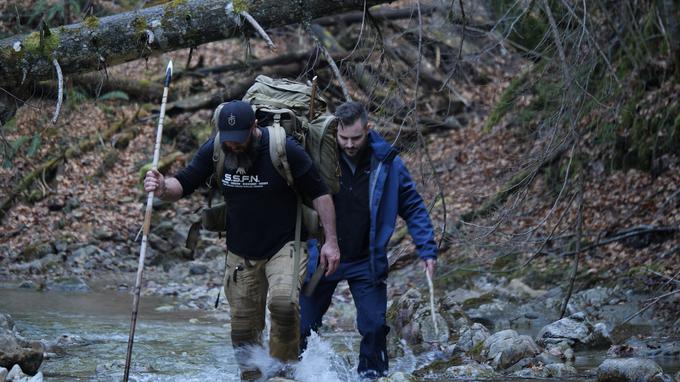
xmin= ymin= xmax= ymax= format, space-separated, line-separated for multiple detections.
xmin=201 ymin=75 xmax=340 ymax=235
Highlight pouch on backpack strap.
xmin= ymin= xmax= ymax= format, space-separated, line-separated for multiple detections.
xmin=201 ymin=202 xmax=227 ymax=232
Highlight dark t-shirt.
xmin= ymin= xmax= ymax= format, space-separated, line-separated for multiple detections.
xmin=335 ymin=147 xmax=372 ymax=263
xmin=175 ymin=128 xmax=328 ymax=260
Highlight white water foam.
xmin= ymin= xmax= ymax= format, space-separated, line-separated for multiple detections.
xmin=294 ymin=331 xmax=356 ymax=382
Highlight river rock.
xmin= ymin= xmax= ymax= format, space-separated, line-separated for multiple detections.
xmin=41 ymin=334 xmax=89 ymax=355
xmin=69 ymin=245 xmax=100 ymax=261
xmin=596 ymin=358 xmax=663 ymax=381
xmin=607 ymin=337 xmax=680 ymax=358
xmin=148 ymin=233 xmax=173 ymax=254
xmin=507 ymin=278 xmax=547 ymax=299
xmin=456 ymin=323 xmax=490 ymax=352
xmin=442 ymin=288 xmax=482 ymax=306
xmin=512 ymin=363 xmax=577 ymax=378
xmin=387 ymin=289 xmax=453 ymax=355
xmin=537 ymin=342 xmax=574 ymax=364
xmin=152 ymin=221 xmax=190 ymax=248
xmin=563 ymin=286 xmax=621 ymax=316
xmin=537 ymin=314 xmax=589 ymax=346
xmin=189 ymin=264 xmax=208 ymax=275
xmin=201 ymin=245 xmax=226 ymax=259
xmin=464 ymin=298 xmax=514 ymax=330
xmin=0 ymin=314 xmax=15 ymax=333
xmin=0 ymin=332 xmax=43 ymax=375
xmin=376 ymin=371 xmax=416 ymax=382
xmin=482 ymin=329 xmax=540 ymax=369
xmin=536 ymin=313 xmax=611 ymax=349
xmin=6 ymin=366 xmax=22 ymax=381
xmin=445 ymin=362 xmax=496 ymax=378
xmin=0 ymin=367 xmax=7 ymax=382
xmin=46 ymin=276 xmax=90 ymax=292
xmin=584 ymin=322 xmax=614 ymax=349
xmin=19 ymin=243 xmax=54 ymax=262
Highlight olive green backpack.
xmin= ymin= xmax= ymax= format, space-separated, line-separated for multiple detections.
xmin=200 ymin=75 xmax=340 ymax=236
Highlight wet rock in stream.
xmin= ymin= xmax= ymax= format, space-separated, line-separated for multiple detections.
xmin=0 ymin=314 xmax=43 ymax=376
xmin=481 ymin=329 xmax=540 ymax=369
xmin=596 ymin=358 xmax=668 ymax=382
xmin=536 ymin=312 xmax=613 ymax=350
xmin=4 ymin=365 xmax=43 ymax=382
xmin=607 ymin=337 xmax=680 ymax=358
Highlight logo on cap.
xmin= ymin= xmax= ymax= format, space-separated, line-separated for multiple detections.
xmin=228 ymin=113 xmax=236 ymax=126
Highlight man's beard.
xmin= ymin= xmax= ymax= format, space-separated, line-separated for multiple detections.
xmin=222 ymin=138 xmax=259 ymax=172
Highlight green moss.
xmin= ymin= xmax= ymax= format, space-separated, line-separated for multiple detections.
xmin=484 ymin=72 xmax=527 ymax=132
xmin=132 ymin=17 xmax=149 ymax=33
xmin=438 ymin=267 xmax=480 ymax=289
xmin=385 ymin=303 xmax=398 ymax=323
xmin=523 ymin=261 xmax=565 ymax=289
xmin=21 ymin=242 xmax=53 ymax=261
xmin=413 ymin=354 xmax=464 ymax=377
xmin=232 ymin=0 xmax=249 ymax=13
xmin=2 ymin=117 xmax=17 ymax=131
xmin=511 ymin=13 xmax=548 ymax=52
xmin=461 ymin=293 xmax=496 ymax=310
xmin=23 ymin=30 xmax=61 ymax=59
xmin=162 ymin=0 xmax=190 ymax=27
xmin=193 ymin=122 xmax=213 ymax=145
xmin=491 ymin=253 xmax=518 ymax=272
xmin=165 ymin=0 xmax=187 ymax=9
xmin=83 ymin=15 xmax=100 ymax=29
xmin=468 ymin=340 xmax=485 ymax=358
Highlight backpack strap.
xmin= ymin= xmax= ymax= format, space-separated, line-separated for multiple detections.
xmin=267 ymin=125 xmax=294 ymax=187
xmin=212 ymin=131 xmax=225 ymax=196
xmin=267 ymin=125 xmax=303 ymax=299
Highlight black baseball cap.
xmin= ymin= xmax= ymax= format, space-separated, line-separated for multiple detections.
xmin=216 ymin=101 xmax=255 ymax=144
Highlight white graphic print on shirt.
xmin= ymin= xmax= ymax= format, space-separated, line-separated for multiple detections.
xmin=222 ymin=170 xmax=269 ymax=189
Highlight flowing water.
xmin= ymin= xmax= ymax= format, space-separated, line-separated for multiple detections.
xmin=0 ymin=288 xmax=677 ymax=381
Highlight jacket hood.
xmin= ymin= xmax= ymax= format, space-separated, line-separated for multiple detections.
xmin=368 ymin=130 xmax=398 ymax=163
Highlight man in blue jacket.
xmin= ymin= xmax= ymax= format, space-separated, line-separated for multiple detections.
xmin=300 ymin=101 xmax=437 ymax=379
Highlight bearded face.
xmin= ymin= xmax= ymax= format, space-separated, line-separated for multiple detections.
xmin=221 ymin=136 xmax=259 ymax=172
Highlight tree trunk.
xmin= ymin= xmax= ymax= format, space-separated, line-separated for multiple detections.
xmin=0 ymin=0 xmax=392 ymax=87
xmin=659 ymin=0 xmax=680 ymax=79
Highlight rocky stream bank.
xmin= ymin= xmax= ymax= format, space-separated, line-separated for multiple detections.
xmin=1 ymin=205 xmax=679 ymax=381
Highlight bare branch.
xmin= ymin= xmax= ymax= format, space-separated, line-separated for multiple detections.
xmin=621 ymin=290 xmax=680 ymax=325
xmin=51 ymin=58 xmax=63 ymax=124
xmin=560 ymin=176 xmax=584 ymax=318
xmin=542 ymin=0 xmax=571 ymax=83
xmin=241 ymin=11 xmax=277 ymax=51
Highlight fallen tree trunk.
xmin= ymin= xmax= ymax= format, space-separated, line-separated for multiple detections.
xmin=0 ymin=0 xmax=392 ymax=87
xmin=314 ymin=4 xmax=437 ymax=26
xmin=39 ymin=73 xmax=168 ymax=102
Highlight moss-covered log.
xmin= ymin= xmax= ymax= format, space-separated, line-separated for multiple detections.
xmin=0 ymin=0 xmax=392 ymax=87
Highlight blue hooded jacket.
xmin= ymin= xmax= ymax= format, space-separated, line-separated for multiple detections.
xmin=308 ymin=130 xmax=437 ymax=282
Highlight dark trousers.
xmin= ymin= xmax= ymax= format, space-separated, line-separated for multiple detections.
xmin=300 ymin=258 xmax=390 ymax=378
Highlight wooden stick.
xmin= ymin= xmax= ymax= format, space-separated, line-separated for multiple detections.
xmin=123 ymin=60 xmax=173 ymax=382
xmin=425 ymin=269 xmax=439 ymax=337
xmin=309 ymin=75 xmax=318 ymax=119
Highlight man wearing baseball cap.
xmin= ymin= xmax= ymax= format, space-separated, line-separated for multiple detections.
xmin=143 ymin=100 xmax=340 ymax=380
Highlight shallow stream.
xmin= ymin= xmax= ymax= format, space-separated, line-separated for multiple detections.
xmin=1 ymin=288 xmax=677 ymax=381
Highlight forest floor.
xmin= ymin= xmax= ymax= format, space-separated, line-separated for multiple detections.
xmin=0 ymin=1 xmax=679 ymax=332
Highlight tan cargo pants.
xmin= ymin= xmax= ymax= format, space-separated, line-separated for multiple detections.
xmin=224 ymin=241 xmax=308 ymax=379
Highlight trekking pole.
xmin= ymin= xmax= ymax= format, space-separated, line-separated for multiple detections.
xmin=308 ymin=75 xmax=318 ymax=119
xmin=123 ymin=60 xmax=173 ymax=382
xmin=425 ymin=268 xmax=439 ymax=337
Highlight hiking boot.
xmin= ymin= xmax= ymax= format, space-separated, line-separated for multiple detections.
xmin=359 ymin=369 xmax=385 ymax=380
